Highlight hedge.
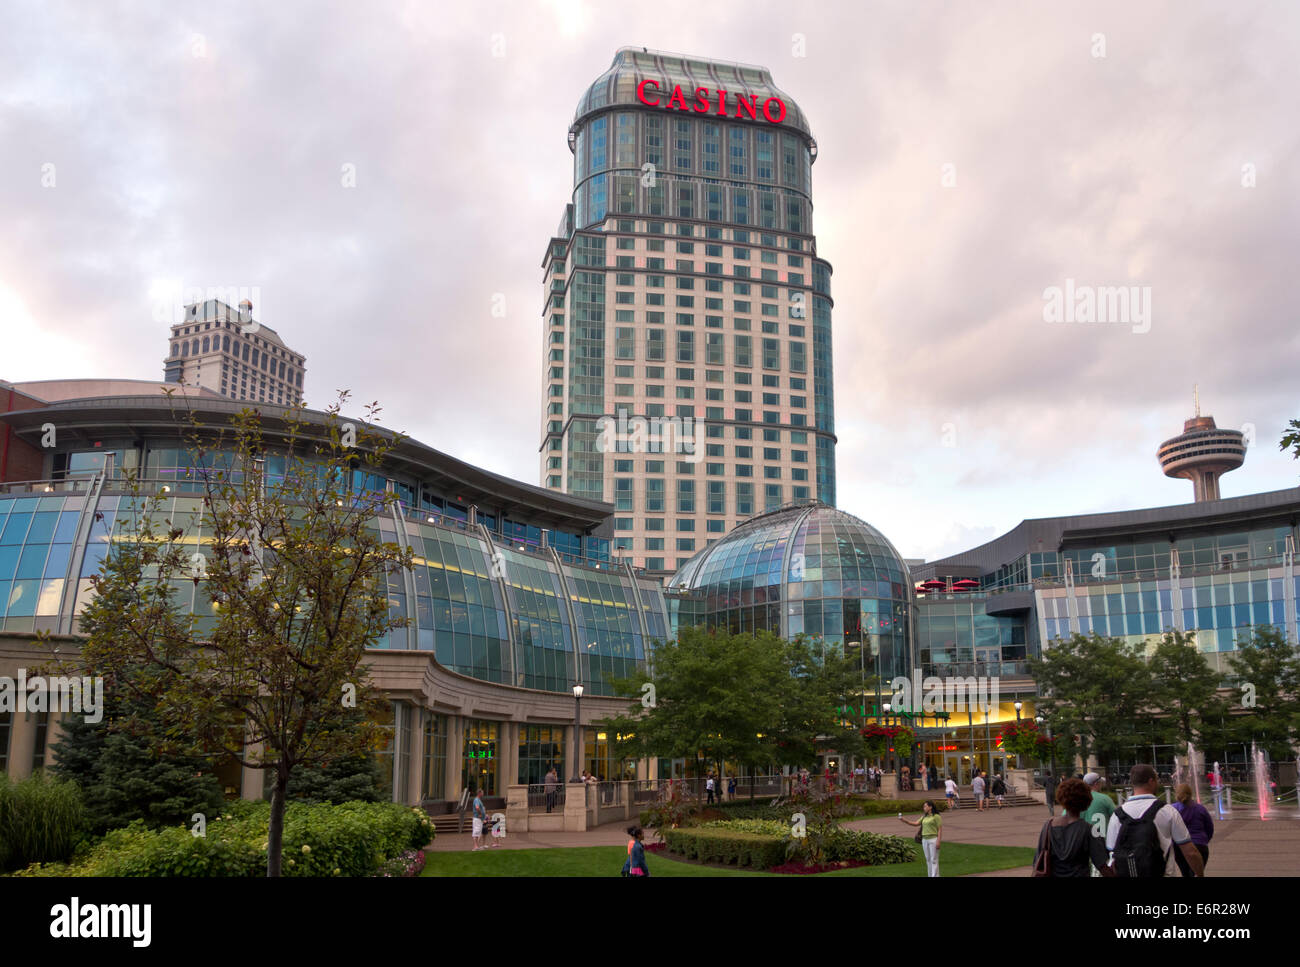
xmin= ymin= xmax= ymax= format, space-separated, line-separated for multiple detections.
xmin=660 ymin=826 xmax=789 ymax=869
xmin=660 ymin=819 xmax=917 ymax=870
xmin=14 ymin=800 xmax=434 ymax=877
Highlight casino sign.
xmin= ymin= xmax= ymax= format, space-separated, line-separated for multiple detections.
xmin=635 ymin=78 xmax=787 ymax=124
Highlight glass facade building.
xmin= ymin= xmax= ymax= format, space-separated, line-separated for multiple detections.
xmin=669 ymin=504 xmax=912 ymax=683
xmin=540 ymin=49 xmax=837 ymax=573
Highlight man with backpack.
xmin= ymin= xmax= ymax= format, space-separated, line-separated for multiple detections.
xmin=1104 ymin=764 xmax=1204 ymax=877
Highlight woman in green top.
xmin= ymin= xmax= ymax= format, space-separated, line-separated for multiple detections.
xmin=899 ymin=800 xmax=943 ymax=877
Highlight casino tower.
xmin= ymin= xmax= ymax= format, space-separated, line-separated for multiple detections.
xmin=539 ymin=48 xmax=836 ymax=574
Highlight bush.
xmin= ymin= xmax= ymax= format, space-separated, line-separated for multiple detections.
xmin=660 ymin=825 xmax=788 ymax=869
xmin=824 ymin=828 xmax=916 ymax=866
xmin=12 ymin=800 xmax=435 ymax=877
xmin=0 ymin=772 xmax=88 ymax=872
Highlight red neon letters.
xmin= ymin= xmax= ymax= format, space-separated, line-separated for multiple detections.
xmin=635 ymin=78 xmax=786 ymax=124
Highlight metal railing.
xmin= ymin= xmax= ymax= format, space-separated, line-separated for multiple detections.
xmin=526 ymin=782 xmax=567 ymax=814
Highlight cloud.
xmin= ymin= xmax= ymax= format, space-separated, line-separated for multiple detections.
xmin=1 ymin=0 xmax=1297 ymax=557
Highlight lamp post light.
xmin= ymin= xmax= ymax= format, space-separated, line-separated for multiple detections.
xmin=1013 ymin=701 xmax=1023 ymax=769
xmin=570 ymin=684 xmax=584 ymax=783
xmin=1037 ymin=713 xmax=1055 ymax=816
xmin=883 ymin=702 xmax=892 ymax=776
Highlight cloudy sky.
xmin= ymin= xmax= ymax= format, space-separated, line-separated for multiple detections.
xmin=3 ymin=0 xmax=1297 ymax=561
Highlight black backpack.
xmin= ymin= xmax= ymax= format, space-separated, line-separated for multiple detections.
xmin=1112 ymin=799 xmax=1167 ymax=877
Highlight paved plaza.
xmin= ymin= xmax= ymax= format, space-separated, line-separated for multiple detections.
xmin=428 ymin=801 xmax=1300 ymax=876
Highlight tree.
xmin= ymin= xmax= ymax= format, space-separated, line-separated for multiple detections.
xmin=600 ymin=628 xmax=864 ymax=777
xmin=1029 ymin=632 xmax=1156 ymax=773
xmin=64 ymin=393 xmax=412 ymax=876
xmin=1223 ymin=625 xmax=1300 ymax=762
xmin=1148 ymin=630 xmax=1227 ymax=755
xmin=602 ymin=625 xmax=787 ymax=777
xmin=51 ymin=684 xmax=224 ymax=836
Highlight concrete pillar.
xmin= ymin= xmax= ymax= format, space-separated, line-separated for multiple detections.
xmin=880 ymin=771 xmax=898 ymax=797
xmin=406 ymin=708 xmax=425 ymax=806
xmin=564 ymin=724 xmax=577 ymax=781
xmin=444 ymin=715 xmax=463 ymax=802
xmin=42 ymin=712 xmax=67 ymax=770
xmin=506 ymin=783 xmax=529 ymax=834
xmin=7 ymin=711 xmax=38 ymax=780
xmin=241 ymin=738 xmax=265 ymax=801
xmin=499 ymin=721 xmax=518 ymax=789
xmin=563 ymin=776 xmax=588 ymax=832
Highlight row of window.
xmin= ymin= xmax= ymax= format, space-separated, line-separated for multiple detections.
xmin=171 ymin=335 xmax=305 ymax=387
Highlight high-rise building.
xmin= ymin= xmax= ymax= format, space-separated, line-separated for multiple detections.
xmin=540 ymin=48 xmax=836 ymax=573
xmin=163 ymin=299 xmax=306 ymax=405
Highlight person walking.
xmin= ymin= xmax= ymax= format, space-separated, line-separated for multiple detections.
xmin=544 ymin=766 xmax=558 ymax=813
xmin=727 ymin=775 xmax=737 ymax=801
xmin=1106 ymin=764 xmax=1204 ymax=877
xmin=705 ymin=773 xmax=716 ymax=805
xmin=899 ymin=800 xmax=943 ymax=877
xmin=991 ymin=773 xmax=1007 ymax=809
xmin=972 ymin=770 xmax=987 ymax=811
xmin=944 ymin=774 xmax=960 ymax=809
xmin=1171 ymin=783 xmax=1214 ymax=877
xmin=919 ymin=762 xmax=928 ymax=791
xmin=1033 ymin=778 xmax=1114 ymax=877
xmin=471 ymin=787 xmax=487 ymax=851
xmin=621 ymin=825 xmax=650 ymax=877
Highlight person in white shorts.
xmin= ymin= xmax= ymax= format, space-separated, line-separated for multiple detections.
xmin=944 ymin=775 xmax=959 ymax=809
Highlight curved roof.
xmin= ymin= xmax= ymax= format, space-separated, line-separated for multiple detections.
xmin=669 ymin=502 xmax=910 ymax=593
xmin=571 ymin=47 xmax=816 ymax=150
xmin=0 ymin=392 xmax=613 ymax=532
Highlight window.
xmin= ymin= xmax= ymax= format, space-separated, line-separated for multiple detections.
xmin=677 ymin=480 xmax=695 ymax=513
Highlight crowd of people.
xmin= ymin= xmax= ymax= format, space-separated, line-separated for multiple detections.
xmin=1032 ymin=765 xmax=1212 ymax=878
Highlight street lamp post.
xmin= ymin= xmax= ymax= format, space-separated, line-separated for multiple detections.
xmin=883 ymin=702 xmax=893 ymax=777
xmin=1037 ymin=714 xmax=1055 ymax=816
xmin=570 ymin=684 xmax=584 ymax=783
xmin=1013 ymin=701 xmax=1023 ymax=769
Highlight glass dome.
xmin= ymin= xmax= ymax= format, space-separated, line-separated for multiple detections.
xmin=668 ymin=504 xmax=912 ymax=679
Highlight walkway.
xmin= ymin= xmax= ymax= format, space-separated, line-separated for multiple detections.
xmin=843 ymin=802 xmax=1300 ymax=876
xmin=428 ymin=802 xmax=1300 ymax=876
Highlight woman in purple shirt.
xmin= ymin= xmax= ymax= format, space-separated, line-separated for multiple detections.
xmin=1172 ymin=783 xmax=1214 ymax=876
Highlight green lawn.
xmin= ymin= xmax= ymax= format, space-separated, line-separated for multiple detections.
xmin=421 ymin=842 xmax=1032 ymax=877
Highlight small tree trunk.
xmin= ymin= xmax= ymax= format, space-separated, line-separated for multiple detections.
xmin=267 ymin=765 xmax=289 ymax=877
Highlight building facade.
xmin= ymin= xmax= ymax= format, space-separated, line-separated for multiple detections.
xmin=540 ymin=48 xmax=837 ymax=574
xmin=163 ymin=299 xmax=306 ymax=405
xmin=0 ymin=382 xmax=664 ymax=806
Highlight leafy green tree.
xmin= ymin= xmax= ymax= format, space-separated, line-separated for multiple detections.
xmin=51 ymin=684 xmax=224 ymax=835
xmin=1029 ymin=632 xmax=1156 ymax=773
xmin=772 ymin=635 xmax=866 ymax=769
xmin=1224 ymin=625 xmax=1300 ymax=761
xmin=62 ymin=393 xmax=412 ymax=876
xmin=602 ymin=625 xmax=787 ymax=777
xmin=1148 ymin=630 xmax=1227 ymax=755
xmin=601 ymin=628 xmax=865 ymax=777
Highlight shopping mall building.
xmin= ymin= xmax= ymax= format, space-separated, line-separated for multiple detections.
xmin=2 ymin=379 xmax=1297 ymax=808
